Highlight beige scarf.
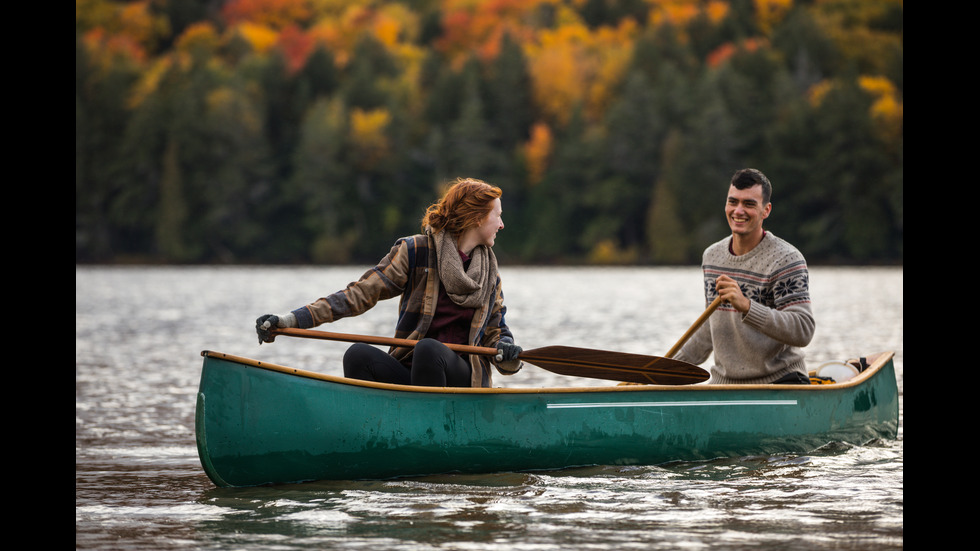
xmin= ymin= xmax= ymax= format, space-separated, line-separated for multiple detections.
xmin=432 ymin=228 xmax=498 ymax=309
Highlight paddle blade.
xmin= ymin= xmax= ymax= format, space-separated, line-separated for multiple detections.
xmin=520 ymin=346 xmax=709 ymax=385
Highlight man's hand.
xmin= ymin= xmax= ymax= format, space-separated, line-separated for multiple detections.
xmin=715 ymin=275 xmax=751 ymax=313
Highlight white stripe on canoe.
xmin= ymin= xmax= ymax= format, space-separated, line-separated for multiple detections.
xmin=546 ymin=400 xmax=798 ymax=409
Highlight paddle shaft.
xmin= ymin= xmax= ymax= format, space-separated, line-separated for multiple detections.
xmin=272 ymin=328 xmax=499 ymax=357
xmin=664 ymin=295 xmax=723 ymax=358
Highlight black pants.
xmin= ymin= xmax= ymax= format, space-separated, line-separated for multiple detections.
xmin=343 ymin=338 xmax=472 ymax=387
xmin=771 ymin=371 xmax=810 ymax=384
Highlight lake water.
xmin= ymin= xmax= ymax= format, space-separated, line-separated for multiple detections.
xmin=76 ymin=265 xmax=903 ymax=549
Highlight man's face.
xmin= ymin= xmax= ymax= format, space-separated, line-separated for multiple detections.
xmin=725 ymin=184 xmax=771 ymax=237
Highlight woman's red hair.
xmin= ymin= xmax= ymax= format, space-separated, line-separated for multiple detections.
xmin=421 ymin=177 xmax=502 ymax=236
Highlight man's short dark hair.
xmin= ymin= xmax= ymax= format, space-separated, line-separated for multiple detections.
xmin=730 ymin=168 xmax=772 ymax=204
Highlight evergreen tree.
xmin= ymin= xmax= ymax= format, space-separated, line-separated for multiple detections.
xmin=120 ymin=38 xmax=272 ymax=263
xmin=341 ymin=34 xmax=399 ymax=111
xmin=296 ymin=45 xmax=340 ymax=103
xmin=255 ymin=51 xmax=305 ymax=183
xmin=76 ymin=33 xmax=144 ymax=261
xmin=771 ymin=7 xmax=841 ymax=93
xmin=809 ymin=75 xmax=895 ymax=261
xmin=443 ymin=63 xmax=507 ymax=182
xmin=482 ymin=33 xmax=534 ymax=151
xmin=646 ymin=132 xmax=689 ymax=265
xmin=667 ymin=76 xmax=738 ymax=260
xmin=422 ymin=52 xmax=466 ymax=132
xmin=711 ymin=46 xmax=790 ymax=163
xmin=522 ymin=108 xmax=601 ymax=261
xmin=599 ymin=70 xmax=664 ymax=250
xmin=290 ymin=97 xmax=356 ymax=263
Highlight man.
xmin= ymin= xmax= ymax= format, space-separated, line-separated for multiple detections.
xmin=674 ymin=168 xmax=815 ymax=384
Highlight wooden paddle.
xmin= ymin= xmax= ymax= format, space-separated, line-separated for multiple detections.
xmin=614 ymin=295 xmax=723 ymax=387
xmin=664 ymin=295 xmax=724 ymax=359
xmin=269 ymin=327 xmax=709 ymax=385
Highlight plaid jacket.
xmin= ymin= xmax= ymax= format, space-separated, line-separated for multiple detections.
xmin=292 ymin=232 xmax=519 ymax=387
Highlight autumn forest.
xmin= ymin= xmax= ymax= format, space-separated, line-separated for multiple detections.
xmin=75 ymin=0 xmax=903 ymax=265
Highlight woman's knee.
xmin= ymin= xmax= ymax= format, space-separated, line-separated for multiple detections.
xmin=411 ymin=339 xmax=471 ymax=387
xmin=344 ymin=343 xmax=375 ymax=364
xmin=413 ymin=338 xmax=443 ymax=361
xmin=345 ymin=343 xmax=370 ymax=357
xmin=343 ymin=343 xmax=411 ymax=384
xmin=343 ymin=343 xmax=382 ymax=378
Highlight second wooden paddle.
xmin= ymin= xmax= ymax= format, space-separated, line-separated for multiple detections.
xmin=664 ymin=295 xmax=724 ymax=359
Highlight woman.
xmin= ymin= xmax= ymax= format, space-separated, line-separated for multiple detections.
xmin=255 ymin=177 xmax=523 ymax=388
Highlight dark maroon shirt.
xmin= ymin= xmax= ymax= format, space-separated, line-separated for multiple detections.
xmin=427 ymin=250 xmax=476 ymax=345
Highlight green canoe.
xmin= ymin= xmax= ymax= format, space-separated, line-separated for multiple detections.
xmin=195 ymin=350 xmax=899 ymax=487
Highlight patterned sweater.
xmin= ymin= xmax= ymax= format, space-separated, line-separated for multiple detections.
xmin=674 ymin=232 xmax=815 ymax=384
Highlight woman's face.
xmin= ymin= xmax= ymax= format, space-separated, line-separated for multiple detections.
xmin=474 ymin=198 xmax=504 ymax=248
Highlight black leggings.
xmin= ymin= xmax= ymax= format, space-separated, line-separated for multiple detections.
xmin=343 ymin=339 xmax=472 ymax=387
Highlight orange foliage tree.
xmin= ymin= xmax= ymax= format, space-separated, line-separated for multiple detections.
xmin=221 ymin=0 xmax=313 ymax=29
xmin=276 ymin=24 xmax=316 ymax=73
xmin=523 ymin=121 xmax=553 ymax=186
xmin=435 ymin=0 xmax=548 ymax=65
xmin=77 ymin=0 xmax=170 ymax=65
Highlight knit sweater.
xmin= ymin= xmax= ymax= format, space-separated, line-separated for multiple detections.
xmin=674 ymin=232 xmax=815 ymax=384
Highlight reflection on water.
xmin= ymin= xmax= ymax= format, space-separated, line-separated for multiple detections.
xmin=76 ymin=266 xmax=903 ymax=550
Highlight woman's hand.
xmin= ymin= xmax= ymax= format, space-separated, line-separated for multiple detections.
xmin=495 ymin=341 xmax=522 ymax=362
xmin=255 ymin=313 xmax=296 ymax=344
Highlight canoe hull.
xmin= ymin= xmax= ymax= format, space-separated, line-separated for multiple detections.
xmin=195 ymin=352 xmax=899 ymax=487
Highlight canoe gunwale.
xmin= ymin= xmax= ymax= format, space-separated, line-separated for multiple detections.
xmin=199 ymin=350 xmax=895 ymax=394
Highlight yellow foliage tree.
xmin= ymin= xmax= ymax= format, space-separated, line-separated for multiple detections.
xmin=230 ymin=21 xmax=280 ymax=53
xmin=524 ymin=13 xmax=636 ymax=125
xmin=808 ymin=75 xmax=903 ymax=143
xmin=588 ymin=239 xmax=638 ymax=265
xmin=810 ymin=0 xmax=902 ymax=76
xmin=349 ymin=107 xmax=391 ymax=169
xmin=175 ymin=21 xmax=221 ymax=55
xmin=859 ymin=75 xmax=903 ymax=143
xmin=308 ymin=3 xmax=419 ymax=68
xmin=753 ymin=0 xmax=794 ymax=35
xmin=647 ymin=0 xmax=730 ymax=27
